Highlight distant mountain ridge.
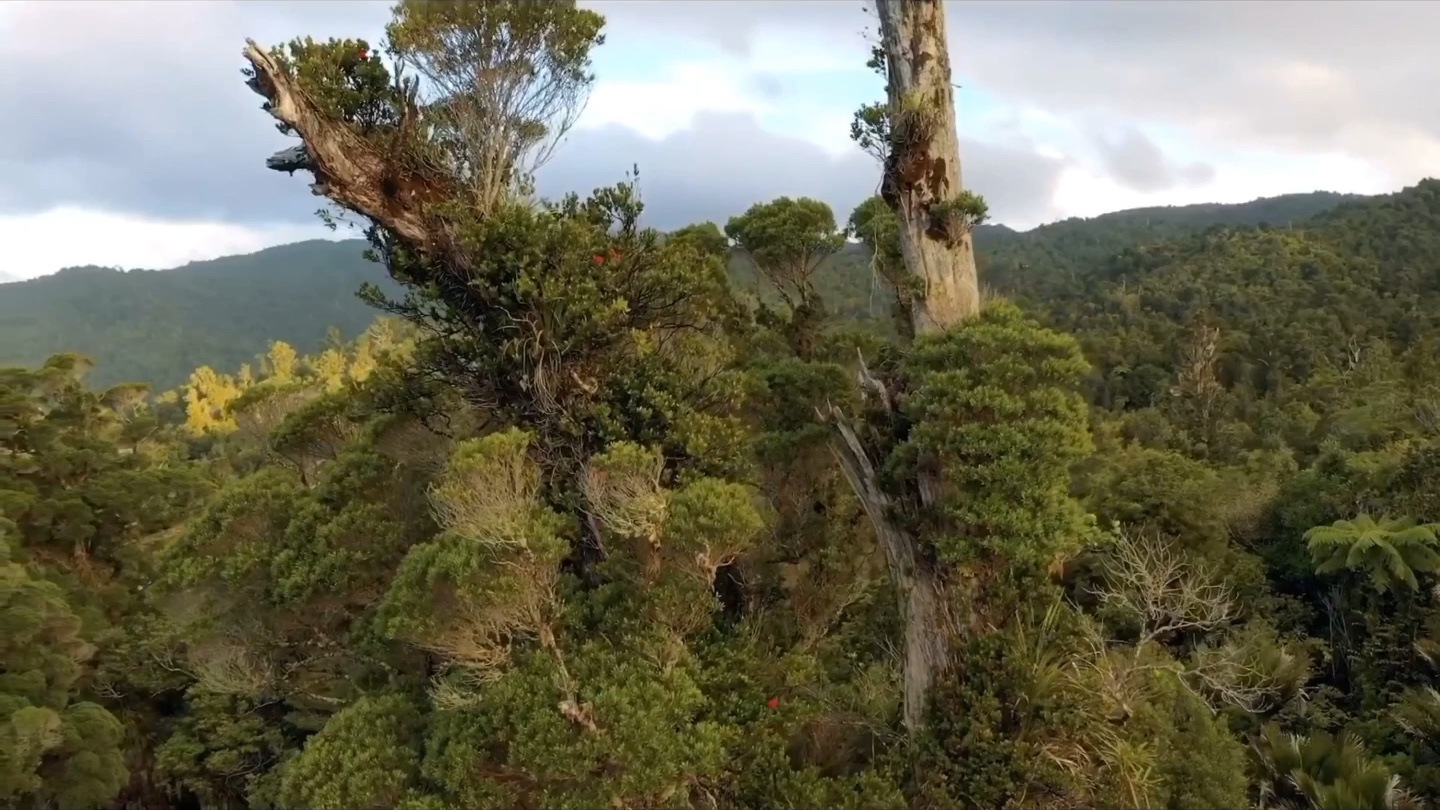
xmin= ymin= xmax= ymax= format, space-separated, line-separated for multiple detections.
xmin=0 ymin=190 xmax=1376 ymax=390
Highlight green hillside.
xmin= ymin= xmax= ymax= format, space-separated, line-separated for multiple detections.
xmin=978 ymin=190 xmax=1364 ymax=296
xmin=1038 ymin=179 xmax=1440 ymax=451
xmin=0 ymin=240 xmax=398 ymax=390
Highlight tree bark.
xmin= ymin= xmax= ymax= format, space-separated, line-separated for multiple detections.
xmin=875 ymin=0 xmax=981 ymax=336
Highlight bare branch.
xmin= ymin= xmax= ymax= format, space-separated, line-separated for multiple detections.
xmin=242 ymin=39 xmax=458 ymax=261
xmin=1091 ymin=529 xmax=1234 ymax=648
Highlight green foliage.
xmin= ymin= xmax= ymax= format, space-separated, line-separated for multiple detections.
xmin=153 ymin=689 xmax=292 ymax=810
xmin=278 ymin=693 xmax=425 ymax=809
xmin=726 ymin=197 xmax=846 ymax=301
xmin=666 ymin=221 xmax=730 ymax=261
xmin=1252 ymin=724 xmax=1418 ymax=809
xmin=892 ymin=302 xmax=1095 ymax=572
xmin=929 ymin=191 xmax=991 ymax=246
xmin=727 ymin=197 xmax=848 ymax=357
xmin=0 ymin=538 xmax=128 ymax=810
xmin=0 ymin=355 xmax=213 ymax=809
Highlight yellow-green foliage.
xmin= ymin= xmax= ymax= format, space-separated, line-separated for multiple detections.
xmin=0 ymin=537 xmax=127 ymax=810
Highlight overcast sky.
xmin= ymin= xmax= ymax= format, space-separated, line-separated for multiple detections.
xmin=0 ymin=0 xmax=1436 ymax=280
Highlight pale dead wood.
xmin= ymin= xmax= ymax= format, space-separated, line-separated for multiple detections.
xmin=241 ymin=39 xmax=457 ymax=262
xmin=1090 ymin=530 xmax=1298 ymax=714
xmin=818 ymin=399 xmax=950 ymax=733
xmin=874 ymin=0 xmax=981 ymax=336
xmin=816 ymin=0 xmax=983 ymax=734
xmin=1092 ymin=530 xmax=1233 ymax=648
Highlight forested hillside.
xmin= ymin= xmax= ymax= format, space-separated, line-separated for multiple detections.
xmin=0 ymin=240 xmax=399 ymax=390
xmin=6 ymin=2 xmax=1440 ymax=810
xmin=0 ymin=190 xmax=1355 ymax=392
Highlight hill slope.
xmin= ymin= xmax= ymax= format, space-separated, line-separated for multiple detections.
xmin=0 ymin=190 xmax=1362 ymax=391
xmin=0 ymin=240 xmax=397 ymax=390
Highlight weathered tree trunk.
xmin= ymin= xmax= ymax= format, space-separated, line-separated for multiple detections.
xmin=241 ymin=40 xmax=460 ymax=267
xmin=875 ymin=0 xmax=981 ymax=336
xmin=824 ymin=0 xmax=982 ymax=734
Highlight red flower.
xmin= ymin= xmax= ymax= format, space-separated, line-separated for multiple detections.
xmin=593 ymin=254 xmax=605 ymax=265
xmin=766 ymin=697 xmax=779 ymax=710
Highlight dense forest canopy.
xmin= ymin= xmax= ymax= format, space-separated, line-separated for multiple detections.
xmin=5 ymin=2 xmax=1440 ymax=809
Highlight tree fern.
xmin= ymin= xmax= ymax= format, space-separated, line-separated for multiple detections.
xmin=1303 ymin=514 xmax=1440 ymax=592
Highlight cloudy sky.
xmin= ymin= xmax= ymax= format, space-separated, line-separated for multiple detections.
xmin=0 ymin=0 xmax=1436 ymax=280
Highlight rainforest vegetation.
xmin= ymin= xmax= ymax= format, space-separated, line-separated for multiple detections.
xmin=6 ymin=2 xmax=1440 ymax=809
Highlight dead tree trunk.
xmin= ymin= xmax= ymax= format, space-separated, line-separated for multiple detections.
xmin=876 ymin=0 xmax=981 ymax=337
xmin=823 ymin=0 xmax=982 ymax=734
xmin=822 ymin=393 xmax=951 ymax=735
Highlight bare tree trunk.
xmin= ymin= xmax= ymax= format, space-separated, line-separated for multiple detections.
xmin=875 ymin=0 xmax=981 ymax=336
xmin=823 ymin=0 xmax=981 ymax=734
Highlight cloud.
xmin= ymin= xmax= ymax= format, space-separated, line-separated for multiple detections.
xmin=0 ymin=207 xmax=334 ymax=281
xmin=577 ymin=1 xmax=1440 ymax=185
xmin=0 ymin=0 xmax=1063 ymax=279
xmin=950 ymin=0 xmax=1440 ymax=180
xmin=1092 ymin=128 xmax=1215 ymax=194
xmin=0 ymin=1 xmax=392 ymax=226
xmin=543 ymin=112 xmax=1065 ymax=232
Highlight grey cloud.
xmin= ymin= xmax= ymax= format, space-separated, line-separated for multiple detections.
xmin=0 ymin=1 xmax=391 ymax=225
xmin=540 ymin=112 xmax=1065 ymax=231
xmin=583 ymin=1 xmax=865 ymax=58
xmin=1181 ymin=163 xmax=1218 ymax=187
xmin=581 ymin=0 xmax=1440 ymax=184
xmin=748 ymin=73 xmax=786 ymax=102
xmin=6 ymin=0 xmax=1429 ymax=239
xmin=1093 ymin=128 xmax=1215 ymax=194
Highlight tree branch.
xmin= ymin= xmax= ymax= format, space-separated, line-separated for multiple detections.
xmin=241 ymin=39 xmax=455 ymax=260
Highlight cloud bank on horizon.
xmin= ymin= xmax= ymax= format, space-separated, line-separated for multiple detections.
xmin=0 ymin=0 xmax=1435 ymax=280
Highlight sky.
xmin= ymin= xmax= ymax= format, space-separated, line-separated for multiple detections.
xmin=1 ymin=0 xmax=1437 ymax=281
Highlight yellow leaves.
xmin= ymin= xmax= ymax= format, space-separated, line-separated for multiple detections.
xmin=184 ymin=365 xmax=243 ymax=436
xmin=265 ymin=341 xmax=298 ymax=381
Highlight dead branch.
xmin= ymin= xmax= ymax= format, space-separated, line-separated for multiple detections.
xmin=817 ymin=401 xmax=949 ymax=733
xmin=1091 ymin=530 xmax=1234 ymax=649
xmin=241 ymin=39 xmax=458 ymax=263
